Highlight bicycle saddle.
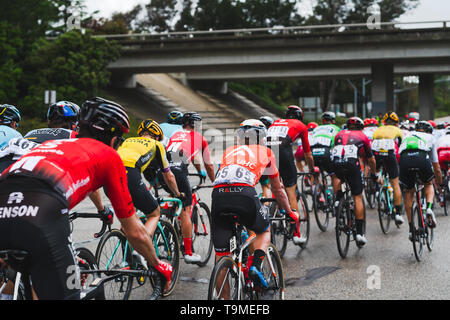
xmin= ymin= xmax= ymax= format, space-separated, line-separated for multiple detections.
xmin=0 ymin=250 xmax=29 ymax=272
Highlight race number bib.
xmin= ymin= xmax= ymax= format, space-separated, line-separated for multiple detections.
xmin=310 ymin=136 xmax=332 ymax=147
xmin=267 ymin=126 xmax=288 ymax=139
xmin=214 ymin=164 xmax=256 ymax=186
xmin=372 ymin=139 xmax=395 ymax=152
xmin=332 ymin=145 xmax=358 ymax=160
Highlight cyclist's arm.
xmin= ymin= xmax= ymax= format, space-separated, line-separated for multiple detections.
xmin=201 ymin=139 xmax=216 ymax=182
xmin=431 ymin=143 xmax=443 ymax=186
xmin=269 ymin=175 xmax=291 ymax=213
xmin=88 ymin=189 xmax=105 ymax=212
xmin=161 ymin=170 xmax=181 ymax=197
xmin=298 ymin=125 xmax=315 ymax=172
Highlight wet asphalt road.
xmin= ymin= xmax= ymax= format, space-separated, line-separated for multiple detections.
xmin=71 ymin=185 xmax=450 ymax=301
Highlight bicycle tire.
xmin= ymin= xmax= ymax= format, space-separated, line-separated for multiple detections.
xmin=313 ymin=184 xmax=329 ymax=232
xmin=335 ymin=198 xmax=350 ymax=258
xmin=207 ymin=256 xmax=242 ymax=300
xmin=297 ymin=192 xmax=310 ymax=249
xmin=411 ymin=203 xmax=424 ymax=262
xmin=269 ymin=203 xmax=288 ymax=258
xmin=443 ymin=181 xmax=448 ymax=216
xmin=259 ymin=244 xmax=285 ymax=300
xmin=76 ymin=247 xmax=105 ymax=300
xmin=191 ymin=202 xmax=213 ymax=267
xmin=354 ymin=198 xmax=366 ymax=249
xmin=152 ymin=219 xmax=180 ymax=297
xmin=377 ymin=187 xmax=391 ymax=234
xmin=364 ymin=179 xmax=376 ymax=209
xmin=95 ymin=229 xmax=133 ymax=300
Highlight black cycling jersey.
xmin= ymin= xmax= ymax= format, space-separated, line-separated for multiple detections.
xmin=24 ymin=128 xmax=77 ymax=144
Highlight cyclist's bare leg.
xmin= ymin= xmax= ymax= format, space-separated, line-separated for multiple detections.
xmin=353 ymin=194 xmax=364 ymax=220
xmin=143 ymin=206 xmax=161 ymax=237
xmin=424 ymin=181 xmax=434 ymax=204
xmin=390 ymin=177 xmax=402 ymax=207
xmin=285 ymin=185 xmax=298 ymax=213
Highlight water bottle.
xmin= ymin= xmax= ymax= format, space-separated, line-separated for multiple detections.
xmin=241 ymin=229 xmax=249 ymax=243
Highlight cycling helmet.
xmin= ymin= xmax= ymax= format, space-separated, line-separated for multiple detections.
xmin=363 ymin=118 xmax=371 ymax=127
xmin=446 ymin=127 xmax=450 ymax=135
xmin=137 ymin=119 xmax=164 ymax=141
xmin=307 ymin=122 xmax=318 ymax=131
xmin=428 ymin=120 xmax=437 ymax=129
xmin=415 ymin=120 xmax=433 ymax=134
xmin=236 ymin=119 xmax=267 ymax=145
xmin=0 ymin=104 xmax=21 ymax=125
xmin=371 ymin=118 xmax=379 ymax=126
xmin=408 ymin=112 xmax=420 ymax=123
xmin=79 ymin=97 xmax=130 ymax=137
xmin=285 ymin=105 xmax=303 ymax=121
xmin=346 ymin=117 xmax=364 ymax=130
xmin=259 ymin=116 xmax=274 ymax=129
xmin=383 ymin=111 xmax=399 ymax=124
xmin=321 ymin=111 xmax=336 ymax=123
xmin=167 ymin=111 xmax=183 ymax=125
xmin=47 ymin=101 xmax=79 ymax=122
xmin=436 ymin=123 xmax=446 ymax=130
xmin=182 ymin=112 xmax=202 ymax=128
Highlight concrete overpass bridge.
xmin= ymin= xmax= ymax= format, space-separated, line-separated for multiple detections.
xmin=103 ymin=21 xmax=450 ymax=120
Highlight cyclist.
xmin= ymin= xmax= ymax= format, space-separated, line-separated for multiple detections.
xmin=436 ymin=127 xmax=450 ymax=206
xmin=331 ymin=117 xmax=377 ymax=246
xmin=362 ymin=118 xmax=378 ymax=141
xmin=0 ymin=97 xmax=172 ymax=299
xmin=117 ymin=119 xmax=184 ymax=266
xmin=160 ymin=111 xmax=183 ymax=147
xmin=166 ymin=112 xmax=216 ymax=264
xmin=309 ymin=111 xmax=341 ymax=179
xmin=0 ymin=104 xmax=22 ymax=172
xmin=212 ymin=119 xmax=294 ymax=289
xmin=399 ymin=121 xmax=443 ymax=239
xmin=23 ymin=101 xmax=79 ymax=144
xmin=259 ymin=116 xmax=275 ymax=198
xmin=372 ymin=111 xmax=404 ymax=224
xmin=266 ymin=105 xmax=314 ymax=227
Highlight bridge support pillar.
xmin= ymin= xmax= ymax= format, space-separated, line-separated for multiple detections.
xmin=111 ymin=73 xmax=136 ymax=88
xmin=187 ymin=80 xmax=228 ymax=94
xmin=371 ymin=63 xmax=394 ymax=117
xmin=418 ymin=74 xmax=435 ymax=120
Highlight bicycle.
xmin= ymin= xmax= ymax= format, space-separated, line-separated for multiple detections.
xmin=364 ymin=172 xmax=377 ymax=209
xmin=156 ymin=173 xmax=214 ymax=267
xmin=207 ymin=213 xmax=284 ymax=300
xmin=410 ymin=177 xmax=434 ymax=262
xmin=311 ymin=169 xmax=334 ymax=232
xmin=335 ymin=180 xmax=367 ymax=259
xmin=375 ymin=170 xmax=400 ymax=234
xmin=95 ymin=207 xmax=181 ymax=299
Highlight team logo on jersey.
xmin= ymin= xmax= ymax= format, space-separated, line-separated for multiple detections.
xmin=225 ymin=145 xmax=255 ymax=159
xmin=7 ymin=192 xmax=24 ymax=204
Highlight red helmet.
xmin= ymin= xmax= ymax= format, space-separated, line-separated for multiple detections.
xmin=364 ymin=118 xmax=371 ymax=127
xmin=371 ymin=118 xmax=379 ymax=126
xmin=428 ymin=120 xmax=437 ymax=128
xmin=307 ymin=122 xmax=318 ymax=131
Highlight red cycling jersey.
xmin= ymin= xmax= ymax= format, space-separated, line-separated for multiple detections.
xmin=167 ymin=130 xmax=212 ymax=165
xmin=267 ymin=119 xmax=311 ymax=152
xmin=333 ymin=130 xmax=373 ymax=160
xmin=0 ymin=138 xmax=134 ymax=219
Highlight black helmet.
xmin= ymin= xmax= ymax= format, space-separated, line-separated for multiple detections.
xmin=167 ymin=111 xmax=183 ymax=125
xmin=47 ymin=101 xmax=80 ymax=123
xmin=0 ymin=104 xmax=21 ymax=125
xmin=285 ymin=105 xmax=303 ymax=121
xmin=346 ymin=117 xmax=364 ymax=130
xmin=415 ymin=120 xmax=433 ymax=134
xmin=259 ymin=116 xmax=274 ymax=129
xmin=182 ymin=112 xmax=202 ymax=128
xmin=79 ymin=97 xmax=130 ymax=137
xmin=321 ymin=111 xmax=336 ymax=123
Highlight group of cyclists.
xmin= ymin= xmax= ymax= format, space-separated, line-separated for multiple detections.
xmin=0 ymin=97 xmax=449 ymax=300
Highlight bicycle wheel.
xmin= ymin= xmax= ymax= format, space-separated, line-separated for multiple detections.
xmin=313 ymin=183 xmax=329 ymax=232
xmin=76 ymin=247 xmax=105 ymax=300
xmin=377 ymin=187 xmax=391 ymax=234
xmin=191 ymin=202 xmax=213 ymax=267
xmin=335 ymin=199 xmax=350 ymax=258
xmin=364 ymin=179 xmax=376 ymax=209
xmin=411 ymin=203 xmax=424 ymax=262
xmin=259 ymin=244 xmax=284 ymax=300
xmin=443 ymin=181 xmax=448 ymax=216
xmin=269 ymin=203 xmax=288 ymax=258
xmin=297 ymin=192 xmax=310 ymax=249
xmin=207 ymin=256 xmax=242 ymax=300
xmin=152 ymin=219 xmax=180 ymax=297
xmin=95 ymin=229 xmax=133 ymax=300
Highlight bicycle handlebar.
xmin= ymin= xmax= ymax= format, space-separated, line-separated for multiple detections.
xmin=69 ymin=211 xmax=112 ymax=239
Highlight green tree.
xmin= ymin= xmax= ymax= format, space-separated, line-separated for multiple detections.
xmin=20 ymin=30 xmax=120 ymax=117
xmin=0 ymin=22 xmax=23 ymax=103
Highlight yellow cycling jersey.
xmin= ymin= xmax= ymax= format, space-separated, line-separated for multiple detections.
xmin=118 ymin=137 xmax=170 ymax=173
xmin=372 ymin=125 xmax=403 ymax=141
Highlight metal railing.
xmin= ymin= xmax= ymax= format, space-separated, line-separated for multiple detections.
xmin=88 ymin=20 xmax=449 ymax=41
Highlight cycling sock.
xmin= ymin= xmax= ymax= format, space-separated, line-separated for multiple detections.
xmin=427 ymin=202 xmax=433 ymax=210
xmin=250 ymin=249 xmax=266 ymax=270
xmin=184 ymin=238 xmax=193 ymax=256
xmin=356 ymin=219 xmax=364 ymax=235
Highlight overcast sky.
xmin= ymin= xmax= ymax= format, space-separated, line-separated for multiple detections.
xmin=84 ymin=0 xmax=450 ymax=25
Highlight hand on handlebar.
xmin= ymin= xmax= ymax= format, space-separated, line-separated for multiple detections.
xmin=175 ymin=192 xmax=187 ymax=203
xmin=98 ymin=206 xmax=114 ymax=226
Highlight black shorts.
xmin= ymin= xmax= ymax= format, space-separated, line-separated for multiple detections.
xmin=399 ymin=151 xmax=434 ymax=190
xmin=270 ymin=143 xmax=297 ymax=188
xmin=374 ymin=152 xmax=399 ymax=179
xmin=126 ymin=167 xmax=159 ymax=215
xmin=0 ymin=177 xmax=80 ymax=300
xmin=311 ymin=146 xmax=334 ymax=175
xmin=158 ymin=162 xmax=192 ymax=207
xmin=333 ymin=159 xmax=364 ymax=196
xmin=211 ymin=186 xmax=270 ymax=255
